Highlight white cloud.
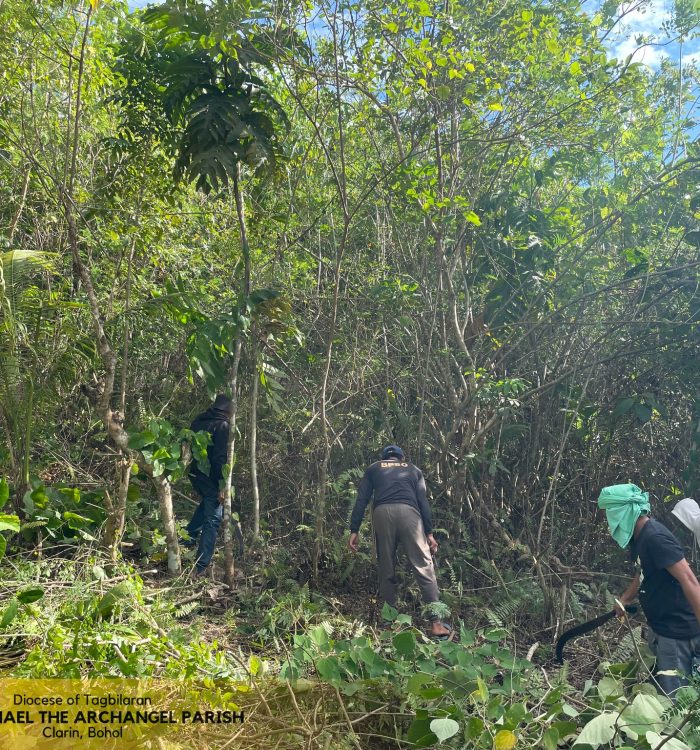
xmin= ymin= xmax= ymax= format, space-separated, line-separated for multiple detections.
xmin=613 ymin=35 xmax=670 ymax=66
xmin=608 ymin=0 xmax=673 ymax=68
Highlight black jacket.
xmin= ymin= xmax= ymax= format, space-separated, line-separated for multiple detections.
xmin=188 ymin=404 xmax=230 ymax=489
xmin=349 ymin=457 xmax=433 ymax=534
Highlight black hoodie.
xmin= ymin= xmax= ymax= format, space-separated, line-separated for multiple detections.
xmin=188 ymin=404 xmax=230 ymax=489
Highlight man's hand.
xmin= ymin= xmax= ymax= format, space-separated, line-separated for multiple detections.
xmin=427 ymin=534 xmax=438 ymax=555
xmin=614 ymin=572 xmax=641 ymax=617
xmin=218 ymin=490 xmax=225 ymax=505
xmin=348 ymin=532 xmax=359 ymax=553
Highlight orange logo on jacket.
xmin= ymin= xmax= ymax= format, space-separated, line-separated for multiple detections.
xmin=380 ymin=462 xmax=408 ymax=467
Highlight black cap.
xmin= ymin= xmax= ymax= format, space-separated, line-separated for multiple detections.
xmin=381 ymin=445 xmax=405 ymax=460
xmin=212 ymin=393 xmax=233 ymax=415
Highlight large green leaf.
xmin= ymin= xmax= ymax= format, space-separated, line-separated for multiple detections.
xmin=128 ymin=430 xmax=157 ymax=450
xmin=611 ymin=397 xmax=635 ymax=420
xmin=0 ymin=600 xmax=18 ymax=628
xmin=684 ymin=230 xmax=700 ymax=248
xmin=573 ymin=713 xmax=617 ymax=747
xmin=0 ymin=514 xmax=20 ymax=533
xmin=16 ymin=586 xmax=44 ymax=604
xmin=406 ymin=717 xmax=438 ymax=748
xmin=392 ymin=630 xmax=416 ymax=658
xmin=618 ymin=694 xmax=665 ymax=738
xmin=0 ymin=249 xmax=55 ymax=291
xmin=644 ymin=732 xmax=690 ymax=750
xmin=542 ymin=728 xmax=559 ymax=750
xmin=430 ymin=718 xmax=460 ymax=743
xmin=381 ymin=602 xmax=398 ymax=621
xmin=0 ymin=478 xmax=8 ymax=510
xmin=315 ymin=657 xmax=342 ymax=685
xmin=97 ymin=582 xmax=135 ymax=618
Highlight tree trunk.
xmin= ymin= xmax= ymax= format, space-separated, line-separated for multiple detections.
xmin=19 ymin=375 xmax=33 ymax=502
xmin=154 ymin=474 xmax=180 ymax=574
xmin=223 ymin=337 xmax=243 ymax=586
xmin=220 ymin=165 xmax=252 ymax=587
xmin=311 ymin=8 xmax=350 ymax=581
xmin=59 ymin=5 xmax=180 ymax=575
xmin=250 ymin=336 xmax=260 ymax=539
xmin=103 ymin=458 xmax=130 ymax=562
xmin=7 ymin=163 xmax=30 ymax=244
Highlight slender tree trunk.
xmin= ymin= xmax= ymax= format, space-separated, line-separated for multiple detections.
xmin=0 ymin=406 xmax=16 ymax=477
xmin=313 ymin=245 xmax=344 ymax=580
xmin=20 ymin=375 xmax=33 ymax=499
xmin=312 ymin=5 xmax=350 ymax=581
xmin=250 ymin=335 xmax=260 ymax=539
xmin=223 ymin=338 xmax=243 ymax=586
xmin=221 ymin=165 xmax=252 ymax=587
xmin=7 ymin=163 xmax=30 ymax=244
xmin=119 ymin=202 xmax=140 ymax=417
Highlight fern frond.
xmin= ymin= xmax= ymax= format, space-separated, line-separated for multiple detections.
xmin=0 ymin=249 xmax=54 ymax=314
xmin=484 ymin=608 xmax=503 ymax=628
xmin=444 ymin=559 xmax=458 ymax=588
xmin=20 ymin=520 xmax=48 ymax=530
xmin=174 ymin=601 xmax=200 ymax=619
xmin=610 ymin=626 xmax=642 ymax=663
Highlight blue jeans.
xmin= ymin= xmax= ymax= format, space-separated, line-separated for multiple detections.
xmin=187 ymin=479 xmax=222 ymax=571
xmin=648 ymin=627 xmax=700 ymax=698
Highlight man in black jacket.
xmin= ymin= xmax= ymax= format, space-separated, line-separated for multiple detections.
xmin=186 ymin=394 xmax=232 ymax=574
xmin=348 ymin=445 xmax=450 ymax=639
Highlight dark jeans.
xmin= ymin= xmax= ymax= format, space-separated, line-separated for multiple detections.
xmin=187 ymin=479 xmax=222 ymax=571
xmin=648 ymin=627 xmax=700 ymax=698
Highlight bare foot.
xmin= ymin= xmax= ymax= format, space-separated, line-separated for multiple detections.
xmin=430 ymin=621 xmax=450 ymax=637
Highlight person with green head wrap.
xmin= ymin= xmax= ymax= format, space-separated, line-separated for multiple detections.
xmin=598 ymin=483 xmax=700 ymax=697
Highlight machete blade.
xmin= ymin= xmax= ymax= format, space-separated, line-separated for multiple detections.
xmin=555 ymin=606 xmax=638 ymax=663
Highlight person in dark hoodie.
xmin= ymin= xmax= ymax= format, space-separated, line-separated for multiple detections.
xmin=347 ymin=445 xmax=451 ymax=640
xmin=186 ymin=394 xmax=233 ymax=574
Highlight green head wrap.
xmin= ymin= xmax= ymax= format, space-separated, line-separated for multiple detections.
xmin=597 ymin=483 xmax=650 ymax=548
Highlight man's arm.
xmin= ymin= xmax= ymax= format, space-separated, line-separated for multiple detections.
xmin=667 ymin=558 xmax=700 ymax=627
xmin=614 ymin=572 xmax=641 ymax=616
xmin=348 ymin=469 xmax=373 ymax=551
xmin=209 ymin=423 xmax=229 ymax=484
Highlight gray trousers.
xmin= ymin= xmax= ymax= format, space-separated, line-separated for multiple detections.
xmin=648 ymin=627 xmax=700 ymax=698
xmin=372 ymin=503 xmax=440 ymax=608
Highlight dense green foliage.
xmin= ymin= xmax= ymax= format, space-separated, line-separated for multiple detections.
xmin=1 ymin=0 xmax=700 ymax=746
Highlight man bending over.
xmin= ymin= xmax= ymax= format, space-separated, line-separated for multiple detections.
xmin=348 ymin=445 xmax=450 ymax=640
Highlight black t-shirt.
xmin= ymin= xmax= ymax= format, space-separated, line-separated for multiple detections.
xmin=349 ymin=459 xmax=433 ymax=534
xmin=630 ymin=518 xmax=700 ymax=640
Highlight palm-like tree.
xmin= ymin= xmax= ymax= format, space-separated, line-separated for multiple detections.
xmin=116 ymin=0 xmax=293 ymax=583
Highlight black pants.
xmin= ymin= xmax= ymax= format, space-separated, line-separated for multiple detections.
xmin=187 ymin=477 xmax=222 ymax=571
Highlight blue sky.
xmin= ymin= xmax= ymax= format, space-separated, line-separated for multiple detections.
xmin=600 ymin=0 xmax=700 ymax=68
xmin=126 ymin=0 xmax=700 ymax=70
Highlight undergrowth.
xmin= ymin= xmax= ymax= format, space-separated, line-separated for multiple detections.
xmin=1 ymin=551 xmax=699 ymax=749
